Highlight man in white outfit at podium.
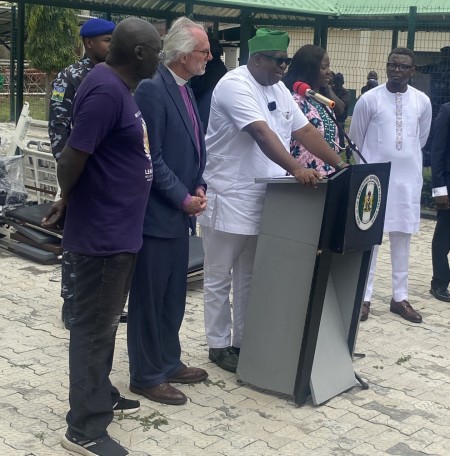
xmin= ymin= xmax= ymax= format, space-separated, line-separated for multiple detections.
xmin=350 ymin=47 xmax=431 ymax=323
xmin=198 ymin=28 xmax=346 ymax=373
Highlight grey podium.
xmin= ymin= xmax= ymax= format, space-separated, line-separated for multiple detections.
xmin=237 ymin=163 xmax=391 ymax=405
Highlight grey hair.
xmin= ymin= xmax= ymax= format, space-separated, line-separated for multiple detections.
xmin=161 ymin=17 xmax=205 ymax=65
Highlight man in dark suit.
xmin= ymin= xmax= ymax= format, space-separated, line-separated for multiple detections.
xmin=360 ymin=70 xmax=378 ymax=95
xmin=418 ymin=47 xmax=450 ymax=166
xmin=191 ymin=37 xmax=228 ymax=133
xmin=430 ymin=102 xmax=450 ymax=302
xmin=127 ymin=17 xmax=209 ymax=406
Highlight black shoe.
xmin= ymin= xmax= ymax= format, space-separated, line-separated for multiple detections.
xmin=430 ymin=287 xmax=450 ymax=302
xmin=209 ymin=347 xmax=239 ymax=373
xmin=61 ymin=431 xmax=128 ymax=456
xmin=119 ymin=311 xmax=128 ymax=323
xmin=113 ymin=396 xmax=140 ymax=416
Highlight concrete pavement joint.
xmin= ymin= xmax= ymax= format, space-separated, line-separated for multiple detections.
xmin=0 ymin=201 xmax=449 ymax=455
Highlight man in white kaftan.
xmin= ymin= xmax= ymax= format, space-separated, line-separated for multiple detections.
xmin=350 ymin=47 xmax=432 ymax=323
xmin=198 ymin=28 xmax=347 ymax=373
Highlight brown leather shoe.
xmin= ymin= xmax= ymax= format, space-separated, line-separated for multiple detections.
xmin=130 ymin=382 xmax=187 ymax=405
xmin=167 ymin=366 xmax=208 ymax=384
xmin=360 ymin=301 xmax=370 ymax=321
xmin=390 ymin=298 xmax=422 ymax=323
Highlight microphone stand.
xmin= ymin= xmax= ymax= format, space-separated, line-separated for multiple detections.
xmin=308 ymin=96 xmax=368 ymax=164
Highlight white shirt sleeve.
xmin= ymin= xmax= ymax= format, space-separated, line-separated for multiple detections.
xmin=432 ymin=186 xmax=448 ymax=197
xmin=419 ymin=95 xmax=432 ymax=149
xmin=214 ymin=78 xmax=267 ymax=132
xmin=290 ymin=94 xmax=309 ymax=132
xmin=349 ymin=96 xmax=372 ymax=162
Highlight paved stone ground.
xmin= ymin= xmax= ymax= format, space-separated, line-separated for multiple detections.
xmin=1 ymin=219 xmax=450 ymax=456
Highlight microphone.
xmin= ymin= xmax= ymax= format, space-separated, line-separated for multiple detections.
xmin=293 ymin=81 xmax=335 ymax=109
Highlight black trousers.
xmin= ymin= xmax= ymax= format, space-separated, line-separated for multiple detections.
xmin=66 ymin=251 xmax=136 ymax=440
xmin=431 ymin=173 xmax=450 ymax=290
xmin=128 ymin=235 xmax=189 ymax=388
xmin=61 ymin=250 xmax=75 ymax=313
xmin=432 ymin=207 xmax=450 ymax=290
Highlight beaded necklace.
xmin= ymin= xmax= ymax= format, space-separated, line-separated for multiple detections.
xmin=307 ymin=97 xmax=337 ymax=151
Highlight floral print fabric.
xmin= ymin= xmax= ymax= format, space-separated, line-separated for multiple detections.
xmin=290 ymin=93 xmax=339 ymax=176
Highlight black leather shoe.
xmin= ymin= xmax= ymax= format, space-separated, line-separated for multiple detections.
xmin=167 ymin=366 xmax=208 ymax=384
xmin=430 ymin=287 xmax=450 ymax=303
xmin=209 ymin=347 xmax=239 ymax=373
xmin=130 ymin=383 xmax=187 ymax=405
xmin=390 ymin=299 xmax=422 ymax=323
xmin=119 ymin=311 xmax=128 ymax=323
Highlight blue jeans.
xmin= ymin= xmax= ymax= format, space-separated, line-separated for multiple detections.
xmin=66 ymin=251 xmax=136 ymax=440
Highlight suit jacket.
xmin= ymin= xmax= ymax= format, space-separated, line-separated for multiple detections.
xmin=135 ymin=65 xmax=206 ymax=238
xmin=431 ymin=102 xmax=450 ymax=189
xmin=191 ymin=58 xmax=228 ymax=132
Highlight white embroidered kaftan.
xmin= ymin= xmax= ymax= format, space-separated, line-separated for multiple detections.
xmin=349 ymin=83 xmax=432 ymax=233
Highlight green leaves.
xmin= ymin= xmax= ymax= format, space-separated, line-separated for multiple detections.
xmin=25 ymin=5 xmax=80 ymax=74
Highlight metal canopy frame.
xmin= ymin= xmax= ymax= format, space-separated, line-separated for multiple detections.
xmin=4 ymin=0 xmax=450 ymax=121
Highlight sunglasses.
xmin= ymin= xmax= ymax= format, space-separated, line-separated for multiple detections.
xmin=258 ymin=53 xmax=292 ymax=66
xmin=386 ymin=63 xmax=415 ymax=72
xmin=138 ymin=42 xmax=163 ymax=59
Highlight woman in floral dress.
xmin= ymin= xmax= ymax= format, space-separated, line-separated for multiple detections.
xmin=283 ymin=44 xmax=343 ymax=176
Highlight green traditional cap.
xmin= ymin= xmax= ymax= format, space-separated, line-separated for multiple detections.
xmin=248 ymin=28 xmax=290 ymax=54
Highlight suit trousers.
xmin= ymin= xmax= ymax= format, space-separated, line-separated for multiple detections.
xmin=202 ymin=225 xmax=258 ymax=349
xmin=66 ymin=251 xmax=136 ymax=440
xmin=364 ymin=231 xmax=411 ymax=302
xmin=431 ymin=208 xmax=450 ymax=290
xmin=128 ymin=235 xmax=188 ymax=388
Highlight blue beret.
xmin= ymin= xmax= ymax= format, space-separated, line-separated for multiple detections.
xmin=80 ymin=18 xmax=115 ymax=38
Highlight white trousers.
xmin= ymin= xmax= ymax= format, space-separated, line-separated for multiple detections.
xmin=364 ymin=231 xmax=411 ymax=302
xmin=201 ymin=225 xmax=258 ymax=349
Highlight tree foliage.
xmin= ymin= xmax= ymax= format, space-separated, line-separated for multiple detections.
xmin=26 ymin=5 xmax=80 ymax=74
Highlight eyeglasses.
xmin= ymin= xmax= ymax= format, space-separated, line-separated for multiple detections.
xmin=192 ymin=49 xmax=211 ymax=57
xmin=386 ymin=63 xmax=415 ymax=71
xmin=138 ymin=42 xmax=162 ymax=57
xmin=258 ymin=53 xmax=292 ymax=66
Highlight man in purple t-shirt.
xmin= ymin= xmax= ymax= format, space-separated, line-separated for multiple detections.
xmin=47 ymin=18 xmax=161 ymax=456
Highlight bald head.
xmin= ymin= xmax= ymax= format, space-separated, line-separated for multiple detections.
xmin=107 ymin=17 xmax=160 ymax=65
xmin=105 ymin=17 xmax=161 ymax=87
